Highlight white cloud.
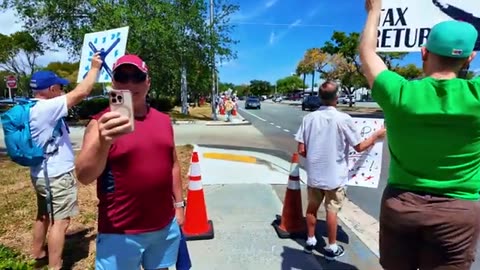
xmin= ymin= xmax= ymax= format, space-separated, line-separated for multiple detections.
xmin=268 ymin=19 xmax=302 ymax=46
xmin=0 ymin=8 xmax=70 ymax=68
xmin=265 ymin=0 xmax=278 ymax=8
xmin=269 ymin=31 xmax=276 ymax=45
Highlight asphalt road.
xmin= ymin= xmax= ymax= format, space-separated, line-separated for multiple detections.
xmin=237 ymin=100 xmax=390 ymax=220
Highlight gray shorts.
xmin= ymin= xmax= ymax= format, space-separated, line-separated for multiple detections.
xmin=31 ymin=170 xmax=79 ymax=220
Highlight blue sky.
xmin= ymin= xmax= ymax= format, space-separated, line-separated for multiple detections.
xmin=218 ymin=0 xmax=480 ymax=85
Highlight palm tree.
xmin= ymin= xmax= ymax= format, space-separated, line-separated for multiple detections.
xmin=295 ymin=59 xmax=309 ymax=96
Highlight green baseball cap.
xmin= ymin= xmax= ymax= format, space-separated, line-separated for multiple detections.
xmin=425 ymin=20 xmax=478 ymax=58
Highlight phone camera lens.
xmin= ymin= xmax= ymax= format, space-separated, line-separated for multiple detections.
xmin=112 ymin=98 xmax=117 ymax=103
xmin=117 ymin=96 xmax=123 ymax=101
xmin=110 ymin=92 xmax=117 ymax=98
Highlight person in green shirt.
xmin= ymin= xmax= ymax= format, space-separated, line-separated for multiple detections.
xmin=359 ymin=0 xmax=480 ymax=269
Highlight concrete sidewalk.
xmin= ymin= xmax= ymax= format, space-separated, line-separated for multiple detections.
xmin=184 ymin=145 xmax=382 ymax=270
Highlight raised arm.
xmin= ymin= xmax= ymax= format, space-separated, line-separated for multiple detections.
xmin=358 ymin=0 xmax=388 ymax=88
xmin=65 ymin=53 xmax=102 ymax=109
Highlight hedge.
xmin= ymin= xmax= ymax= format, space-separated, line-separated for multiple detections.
xmin=72 ymin=96 xmax=175 ymax=120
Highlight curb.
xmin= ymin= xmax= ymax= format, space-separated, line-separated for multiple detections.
xmin=204 ymin=111 xmax=251 ymax=126
xmin=171 ymin=120 xmax=198 ymax=125
xmin=202 ymin=152 xmax=257 ymax=163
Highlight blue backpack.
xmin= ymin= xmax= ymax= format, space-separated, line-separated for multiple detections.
xmin=1 ymin=100 xmax=63 ymax=167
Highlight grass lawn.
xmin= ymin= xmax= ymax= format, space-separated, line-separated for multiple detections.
xmin=169 ymin=103 xmax=214 ymax=121
xmin=0 ymin=145 xmax=193 ymax=269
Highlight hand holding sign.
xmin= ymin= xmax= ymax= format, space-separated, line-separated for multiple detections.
xmin=90 ymin=52 xmax=104 ymax=71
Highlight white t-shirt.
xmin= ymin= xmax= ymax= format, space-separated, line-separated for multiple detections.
xmin=29 ymin=95 xmax=75 ymax=178
xmin=295 ymin=106 xmax=362 ymax=190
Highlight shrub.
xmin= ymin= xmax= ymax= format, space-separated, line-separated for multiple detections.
xmin=0 ymin=245 xmax=34 ymax=269
xmin=77 ymin=97 xmax=109 ymax=119
xmin=149 ymin=96 xmax=174 ymax=112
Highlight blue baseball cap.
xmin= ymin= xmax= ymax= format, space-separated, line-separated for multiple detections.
xmin=30 ymin=70 xmax=69 ymax=91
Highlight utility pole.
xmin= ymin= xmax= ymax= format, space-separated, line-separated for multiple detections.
xmin=210 ymin=0 xmax=218 ymax=120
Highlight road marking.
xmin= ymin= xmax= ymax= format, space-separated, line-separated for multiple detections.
xmin=338 ymin=198 xmax=380 ymax=257
xmin=276 ymin=125 xmax=281 ymax=129
xmin=238 ymin=108 xmax=267 ymax=122
xmin=203 ymin=152 xmax=257 ymax=163
xmin=283 ymin=129 xmax=290 ymax=132
xmin=270 ymin=122 xmax=275 ymax=125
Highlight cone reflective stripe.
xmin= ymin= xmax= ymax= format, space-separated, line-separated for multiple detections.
xmin=273 ymin=152 xmax=306 ymax=239
xmin=182 ymin=151 xmax=214 ymax=241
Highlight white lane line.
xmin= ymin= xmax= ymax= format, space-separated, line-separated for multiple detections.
xmin=283 ymin=129 xmax=290 ymax=132
xmin=270 ymin=122 xmax=275 ymax=125
xmin=238 ymin=108 xmax=267 ymax=122
xmin=276 ymin=125 xmax=281 ymax=129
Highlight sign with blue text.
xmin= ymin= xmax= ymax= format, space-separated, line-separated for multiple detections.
xmin=378 ymin=0 xmax=478 ymax=52
xmin=77 ymin=26 xmax=130 ymax=83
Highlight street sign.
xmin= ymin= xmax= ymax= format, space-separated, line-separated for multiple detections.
xmin=5 ymin=75 xmax=17 ymax=89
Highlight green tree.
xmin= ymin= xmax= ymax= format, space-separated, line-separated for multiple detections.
xmin=248 ymin=80 xmax=271 ymax=96
xmin=320 ymin=31 xmax=405 ymax=106
xmin=394 ymin=64 xmax=423 ymax=80
xmin=219 ymin=82 xmax=235 ymax=93
xmin=233 ymin=84 xmax=249 ymax=97
xmin=276 ymin=75 xmax=304 ymax=94
xmin=0 ymin=31 xmax=44 ymax=96
xmin=1 ymin=0 xmax=239 ymax=102
xmin=295 ymin=59 xmax=309 ymax=94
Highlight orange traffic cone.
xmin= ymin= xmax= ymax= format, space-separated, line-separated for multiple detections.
xmin=272 ymin=152 xmax=305 ymax=239
xmin=182 ymin=151 xmax=214 ymax=241
xmin=219 ymin=105 xmax=225 ymax=115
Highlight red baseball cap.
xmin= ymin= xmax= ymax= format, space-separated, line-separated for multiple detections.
xmin=112 ymin=54 xmax=148 ymax=73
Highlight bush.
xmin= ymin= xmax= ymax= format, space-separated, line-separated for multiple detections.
xmin=0 ymin=245 xmax=34 ymax=269
xmin=77 ymin=97 xmax=109 ymax=119
xmin=149 ymin=96 xmax=174 ymax=112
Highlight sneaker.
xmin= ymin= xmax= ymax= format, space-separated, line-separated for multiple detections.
xmin=304 ymin=243 xmax=316 ymax=254
xmin=324 ymin=245 xmax=345 ymax=260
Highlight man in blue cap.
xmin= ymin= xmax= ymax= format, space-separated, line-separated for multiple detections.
xmin=29 ymin=54 xmax=102 ymax=270
xmin=359 ymin=0 xmax=479 ymax=269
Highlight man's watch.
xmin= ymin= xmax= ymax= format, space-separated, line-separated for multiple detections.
xmin=174 ymin=200 xmax=186 ymax=208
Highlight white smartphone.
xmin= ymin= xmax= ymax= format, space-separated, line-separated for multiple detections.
xmin=108 ymin=89 xmax=135 ymax=132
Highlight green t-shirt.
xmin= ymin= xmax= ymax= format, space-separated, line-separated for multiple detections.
xmin=372 ymin=70 xmax=480 ymax=200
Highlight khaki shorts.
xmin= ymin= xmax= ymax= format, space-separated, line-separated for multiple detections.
xmin=31 ymin=170 xmax=79 ymax=220
xmin=307 ymin=186 xmax=346 ymax=213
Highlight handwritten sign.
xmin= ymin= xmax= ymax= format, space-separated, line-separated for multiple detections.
xmin=347 ymin=117 xmax=384 ymax=189
xmin=378 ymin=0 xmax=479 ymax=52
xmin=77 ymin=26 xmax=130 ymax=83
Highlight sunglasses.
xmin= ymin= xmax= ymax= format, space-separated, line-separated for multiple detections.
xmin=113 ymin=71 xmax=147 ymax=84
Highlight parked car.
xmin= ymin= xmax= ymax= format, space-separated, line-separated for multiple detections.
xmin=337 ymin=95 xmax=356 ymax=105
xmin=302 ymin=95 xmax=321 ymax=111
xmin=245 ymin=96 xmax=261 ymax=109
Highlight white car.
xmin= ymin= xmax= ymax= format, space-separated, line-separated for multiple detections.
xmin=338 ymin=96 xmax=356 ymax=105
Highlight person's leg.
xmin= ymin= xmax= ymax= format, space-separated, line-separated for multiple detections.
xmin=418 ymin=197 xmax=480 ymax=270
xmin=142 ymin=218 xmax=181 ymax=270
xmin=304 ymin=187 xmax=324 ymax=253
xmin=32 ymin=189 xmax=49 ymax=261
xmin=323 ymin=187 xmax=346 ymax=260
xmin=379 ymin=185 xmax=421 ymax=270
xmin=47 ymin=171 xmax=80 ymax=269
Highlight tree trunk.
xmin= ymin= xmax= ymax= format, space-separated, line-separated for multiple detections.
xmin=180 ymin=65 xmax=189 ymax=114
xmin=311 ymin=71 xmax=315 ymax=95
xmin=302 ymin=74 xmax=306 ymax=96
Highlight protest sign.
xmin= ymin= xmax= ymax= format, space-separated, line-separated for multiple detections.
xmin=378 ymin=0 xmax=479 ymax=52
xmin=77 ymin=26 xmax=130 ymax=83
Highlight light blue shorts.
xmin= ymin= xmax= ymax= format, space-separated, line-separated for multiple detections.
xmin=95 ymin=218 xmax=181 ymax=270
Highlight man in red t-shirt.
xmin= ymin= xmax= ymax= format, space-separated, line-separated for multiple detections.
xmin=75 ymin=55 xmax=184 ymax=270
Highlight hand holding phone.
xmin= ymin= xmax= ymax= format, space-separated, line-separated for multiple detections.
xmin=108 ymin=89 xmax=135 ymax=133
